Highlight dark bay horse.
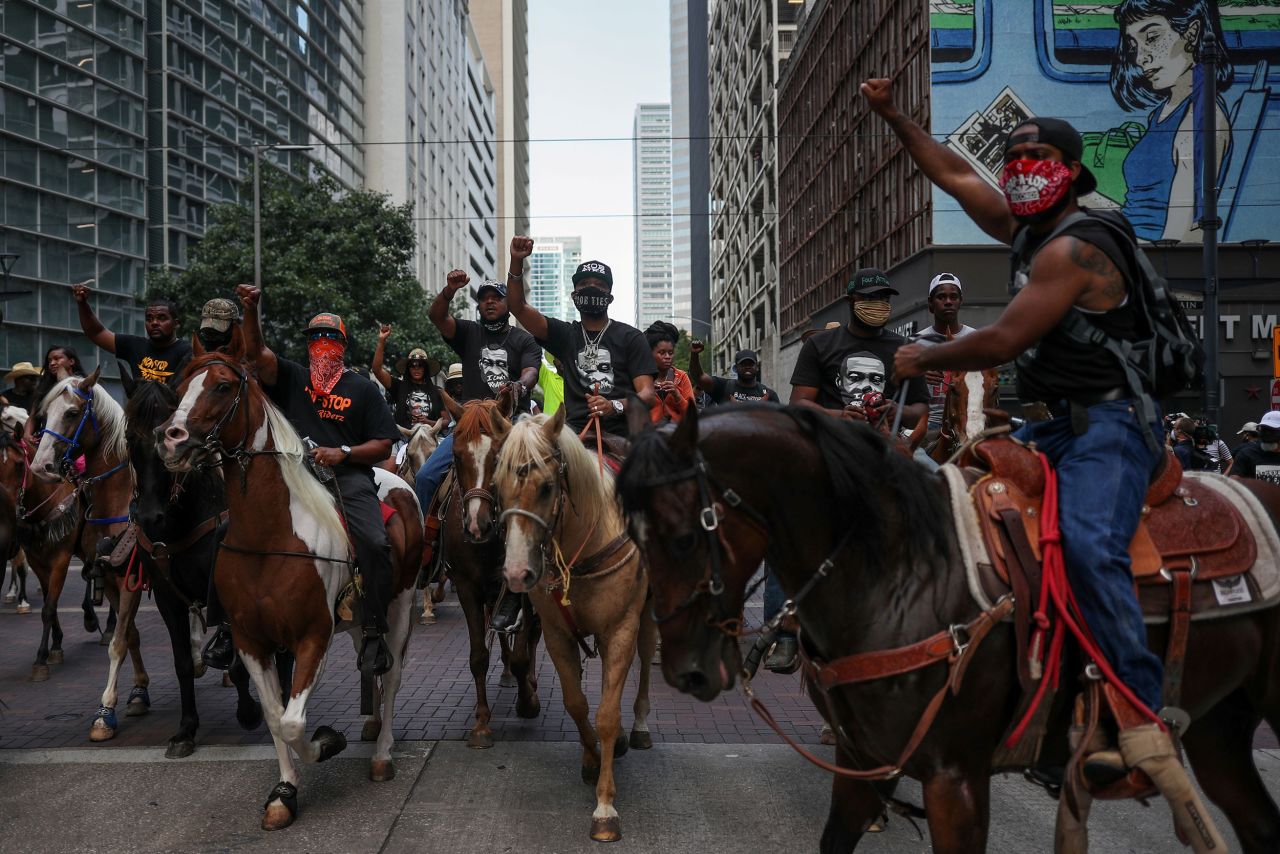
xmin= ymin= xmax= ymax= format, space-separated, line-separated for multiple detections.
xmin=122 ymin=376 xmax=263 ymax=757
xmin=617 ymin=404 xmax=1280 ymax=853
xmin=1 ymin=409 xmax=32 ymax=613
xmin=159 ymin=347 xmax=421 ymax=831
xmin=445 ymin=391 xmax=541 ymax=748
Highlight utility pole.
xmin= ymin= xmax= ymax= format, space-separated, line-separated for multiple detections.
xmin=1200 ymin=31 xmax=1221 ymax=424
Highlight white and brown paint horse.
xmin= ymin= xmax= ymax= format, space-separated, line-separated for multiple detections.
xmin=31 ymin=372 xmax=147 ymax=732
xmin=928 ymin=368 xmax=1003 ymax=463
xmin=496 ymin=409 xmax=656 ymax=842
xmin=158 ymin=347 xmax=421 ymax=831
xmin=395 ymin=417 xmax=449 ymax=624
xmin=1 ymin=406 xmax=32 ymax=613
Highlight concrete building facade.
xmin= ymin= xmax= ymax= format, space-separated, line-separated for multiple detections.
xmin=529 ymin=235 xmax=581 ymax=324
xmin=669 ymin=0 xmax=692 ymax=329
xmin=632 ymin=103 xmax=673 ymax=332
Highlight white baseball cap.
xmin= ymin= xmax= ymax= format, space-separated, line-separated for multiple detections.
xmin=1237 ymin=421 xmax=1260 ymax=435
xmin=1260 ymin=411 xmax=1280 ymax=431
xmin=928 ymin=273 xmax=962 ymax=295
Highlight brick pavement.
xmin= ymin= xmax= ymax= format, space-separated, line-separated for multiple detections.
xmin=0 ymin=570 xmax=826 ymax=751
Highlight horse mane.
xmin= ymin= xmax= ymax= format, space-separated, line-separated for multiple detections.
xmin=123 ymin=380 xmax=177 ymax=439
xmin=256 ymin=385 xmax=346 ymax=547
xmin=496 ymin=414 xmax=618 ymax=532
xmin=454 ymin=399 xmax=502 ymax=445
xmin=40 ymin=375 xmax=128 ymax=462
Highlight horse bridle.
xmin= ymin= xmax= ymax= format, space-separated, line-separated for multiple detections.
xmin=38 ymin=385 xmax=127 ymax=485
xmin=186 ymin=360 xmax=282 ymax=488
xmin=496 ymin=445 xmax=572 ymax=583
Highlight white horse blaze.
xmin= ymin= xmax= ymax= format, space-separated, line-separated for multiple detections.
xmin=502 ymin=521 xmax=534 ymax=590
xmin=963 ymin=371 xmax=988 ymax=441
xmin=165 ymin=371 xmax=208 ymax=455
xmin=464 ymin=435 xmax=493 ymax=536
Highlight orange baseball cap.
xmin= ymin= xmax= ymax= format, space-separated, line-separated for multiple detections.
xmin=306 ymin=312 xmax=347 ymax=340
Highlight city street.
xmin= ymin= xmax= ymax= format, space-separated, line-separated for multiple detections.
xmin=1 ymin=570 xmax=1277 ymax=852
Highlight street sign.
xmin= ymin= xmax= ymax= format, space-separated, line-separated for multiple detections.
xmin=1174 ymin=290 xmax=1204 ymax=312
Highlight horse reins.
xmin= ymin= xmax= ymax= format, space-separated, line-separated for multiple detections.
xmin=37 ymin=385 xmax=130 ymax=524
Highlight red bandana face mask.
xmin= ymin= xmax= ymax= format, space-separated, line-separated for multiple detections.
xmin=999 ymin=158 xmax=1074 ymax=220
xmin=308 ymin=338 xmax=346 ymax=395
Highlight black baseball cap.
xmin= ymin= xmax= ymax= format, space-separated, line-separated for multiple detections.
xmin=1004 ymin=118 xmax=1098 ymax=196
xmin=733 ymin=349 xmax=758 ymax=366
xmin=475 ymin=281 xmax=506 ymax=300
xmin=572 ymin=260 xmax=613 ymax=289
xmin=847 ymin=267 xmax=899 ymax=297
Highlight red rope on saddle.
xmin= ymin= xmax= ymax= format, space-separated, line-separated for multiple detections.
xmin=1006 ymin=453 xmax=1162 ymax=747
xmin=123 ymin=545 xmax=150 ymax=593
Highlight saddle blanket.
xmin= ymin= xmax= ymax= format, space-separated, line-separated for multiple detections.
xmin=942 ymin=465 xmax=1280 ymax=624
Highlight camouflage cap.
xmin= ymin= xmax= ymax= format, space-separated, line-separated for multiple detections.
xmin=199 ymin=298 xmax=240 ymax=332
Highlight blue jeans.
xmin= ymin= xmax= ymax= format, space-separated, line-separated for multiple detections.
xmin=762 ymin=563 xmax=795 ymax=640
xmin=414 ymin=433 xmax=454 ymax=513
xmin=1014 ymin=400 xmax=1164 ymax=712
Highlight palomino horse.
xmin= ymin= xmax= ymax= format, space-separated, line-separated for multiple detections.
xmin=1 ymin=407 xmax=32 ymax=613
xmin=496 ymin=409 xmax=656 ymax=843
xmin=122 ymin=376 xmax=263 ymax=757
xmin=444 ymin=391 xmax=541 ymax=748
xmin=30 ymin=372 xmax=144 ymax=713
xmin=395 ymin=418 xmax=448 ymax=625
xmin=929 ymin=368 xmax=1002 ymax=463
xmin=158 ymin=348 xmax=421 ymax=831
xmin=618 ymin=404 xmax=1280 ymax=853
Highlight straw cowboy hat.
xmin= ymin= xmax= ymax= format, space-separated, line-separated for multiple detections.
xmin=2 ymin=361 xmax=41 ymax=383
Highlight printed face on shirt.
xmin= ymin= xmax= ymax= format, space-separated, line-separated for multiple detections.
xmin=577 ymin=346 xmax=615 ymax=395
xmin=480 ymin=346 xmax=509 ymax=392
xmin=837 ymin=351 xmax=886 ymax=404
xmin=407 ymin=390 xmax=434 ymax=421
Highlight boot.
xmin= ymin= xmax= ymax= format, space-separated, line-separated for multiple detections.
xmin=489 ymin=593 xmax=524 ymax=635
xmin=358 ymin=628 xmax=393 ymax=677
xmin=416 ymin=503 xmax=443 ymax=589
xmin=201 ymin=623 xmax=235 ymax=670
xmin=1118 ymin=724 xmax=1227 ymax=852
xmin=765 ymin=634 xmax=800 ymax=674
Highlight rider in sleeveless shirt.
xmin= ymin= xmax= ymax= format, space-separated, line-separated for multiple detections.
xmin=864 ymin=79 xmax=1223 ymax=847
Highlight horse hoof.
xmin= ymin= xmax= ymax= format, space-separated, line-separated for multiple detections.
xmin=98 ymin=633 xmax=111 ymax=647
xmin=467 ymin=730 xmax=494 ymax=749
xmin=16 ymin=602 xmax=30 ymax=614
xmin=2 ymin=593 xmax=13 ymax=604
xmin=431 ymin=584 xmax=447 ymax=604
xmin=361 ymin=720 xmax=382 ymax=742
xmin=312 ymin=725 xmax=347 ymax=762
xmin=515 ymin=696 xmax=541 ymax=720
xmin=581 ymin=764 xmax=599 ymax=785
xmin=89 ymin=721 xmax=116 ymax=742
xmin=369 ymin=759 xmax=395 ymax=782
xmin=166 ymin=739 xmax=195 ymax=759
xmin=262 ymin=802 xmax=295 ymax=832
xmin=612 ymin=734 xmax=628 ymax=759
xmin=418 ymin=612 xmax=436 ymax=626
xmin=31 ymin=665 xmax=49 ymax=682
xmin=193 ymin=661 xmax=208 ymax=679
xmin=589 ymin=817 xmax=622 ymax=843
xmin=222 ymin=672 xmax=233 ymax=688
xmin=47 ymin=650 xmax=64 ymax=665
xmin=499 ymin=672 xmax=517 ymax=688
xmin=629 ymin=731 xmax=653 ymax=751
xmin=237 ymin=701 xmax=264 ymax=731
xmin=126 ymin=687 xmax=151 ymax=717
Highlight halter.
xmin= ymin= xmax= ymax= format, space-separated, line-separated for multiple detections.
xmin=186 ymin=359 xmax=279 ymax=489
xmin=496 ymin=444 xmax=571 ymax=582
xmin=38 ymin=385 xmax=107 ymax=483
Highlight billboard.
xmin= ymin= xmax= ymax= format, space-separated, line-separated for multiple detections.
xmin=929 ymin=0 xmax=1280 ymax=245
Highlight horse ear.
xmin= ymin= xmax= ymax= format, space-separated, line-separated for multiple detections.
xmin=625 ymin=393 xmax=650 ymax=438
xmin=496 ymin=384 xmax=515 ymax=419
xmin=432 ymin=417 xmax=449 ymax=438
xmin=82 ymin=363 xmax=102 ymax=391
xmin=227 ymin=323 xmax=246 ymax=357
xmin=438 ymin=386 xmax=463 ymax=421
xmin=191 ymin=330 xmax=206 ymax=358
xmin=544 ymin=404 xmax=566 ymax=441
xmin=398 ymin=424 xmax=414 ymax=439
xmin=667 ymin=400 xmax=699 ymax=458
xmin=117 ymin=360 xmax=138 ymax=399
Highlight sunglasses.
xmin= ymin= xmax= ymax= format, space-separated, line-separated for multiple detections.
xmin=308 ymin=331 xmax=346 ymax=343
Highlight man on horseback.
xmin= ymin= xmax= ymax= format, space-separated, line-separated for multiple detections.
xmin=505 ymin=238 xmax=657 ymax=438
xmin=72 ymin=284 xmax=192 ymax=385
xmin=234 ymin=284 xmax=400 ymax=676
xmin=866 ymin=79 xmax=1223 ymax=847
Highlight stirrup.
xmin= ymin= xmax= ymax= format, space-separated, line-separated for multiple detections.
xmin=489 ymin=595 xmax=524 ymax=635
xmin=358 ymin=631 xmax=393 ymax=677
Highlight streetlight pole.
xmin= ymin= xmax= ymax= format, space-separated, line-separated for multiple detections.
xmin=1200 ymin=31 xmax=1221 ymax=424
xmin=253 ymin=143 xmax=313 ymax=289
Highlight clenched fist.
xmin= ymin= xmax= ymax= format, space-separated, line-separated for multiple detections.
xmin=445 ymin=269 xmax=469 ymax=294
xmin=859 ymin=78 xmax=899 ymax=119
xmin=378 ymin=323 xmax=393 ymax=341
xmin=72 ymin=283 xmax=92 ymax=303
xmin=690 ymin=339 xmax=705 ymax=355
xmin=235 ymin=283 xmax=261 ymax=309
xmin=509 ymin=236 xmax=534 ymax=261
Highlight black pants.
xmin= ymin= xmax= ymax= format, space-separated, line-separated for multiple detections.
xmin=334 ymin=466 xmax=393 ymax=635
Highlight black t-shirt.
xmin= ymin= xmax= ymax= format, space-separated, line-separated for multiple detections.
xmin=265 ymin=358 xmax=399 ymax=470
xmin=790 ymin=326 xmax=929 ymax=411
xmin=710 ymin=376 xmax=780 ymax=405
xmin=387 ymin=376 xmax=443 ymax=428
xmin=115 ymin=334 xmax=192 ymax=385
xmin=1231 ymin=441 xmax=1280 ymax=485
xmin=538 ymin=317 xmax=657 ymax=436
xmin=1 ymin=387 xmax=35 ymax=412
xmin=445 ymin=319 xmax=542 ymax=411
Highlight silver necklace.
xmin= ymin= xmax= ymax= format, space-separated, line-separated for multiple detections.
xmin=580 ymin=320 xmax=611 ymax=370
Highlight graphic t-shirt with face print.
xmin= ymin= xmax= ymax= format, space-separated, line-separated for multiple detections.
xmin=445 ymin=318 xmax=542 ymax=412
xmin=539 ymin=317 xmax=657 ymax=437
xmin=790 ymin=325 xmax=929 ymax=412
xmin=1230 ymin=441 xmax=1280 ymax=486
xmin=388 ymin=377 xmax=443 ymax=428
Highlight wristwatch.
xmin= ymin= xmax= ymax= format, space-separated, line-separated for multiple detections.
xmin=340 ymin=444 xmax=352 ymax=462
xmin=610 ymin=400 xmax=624 ymax=414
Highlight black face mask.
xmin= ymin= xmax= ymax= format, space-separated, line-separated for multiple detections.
xmin=482 ymin=314 xmax=510 ymax=334
xmin=572 ymin=287 xmax=613 ymax=317
xmin=198 ymin=328 xmax=231 ymax=352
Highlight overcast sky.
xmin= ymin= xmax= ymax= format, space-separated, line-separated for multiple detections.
xmin=527 ymin=1 xmax=671 ymax=326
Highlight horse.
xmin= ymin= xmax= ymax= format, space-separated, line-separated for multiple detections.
xmin=1 ymin=407 xmax=32 ymax=613
xmin=395 ymin=418 xmax=448 ymax=624
xmin=120 ymin=375 xmax=264 ymax=756
xmin=158 ymin=347 xmax=421 ymax=831
xmin=929 ymin=368 xmax=1002 ymax=463
xmin=496 ymin=408 xmax=657 ymax=843
xmin=443 ymin=391 xmax=541 ymax=748
xmin=617 ymin=403 xmax=1280 ymax=853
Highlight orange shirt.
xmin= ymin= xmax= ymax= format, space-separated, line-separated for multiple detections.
xmin=650 ymin=367 xmax=696 ymax=424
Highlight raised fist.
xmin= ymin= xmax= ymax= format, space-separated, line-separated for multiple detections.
xmin=235 ymin=283 xmax=261 ymax=308
xmin=378 ymin=323 xmax=392 ymax=340
xmin=71 ymin=283 xmax=92 ymax=303
xmin=445 ymin=269 xmax=469 ymax=292
xmin=689 ymin=339 xmax=705 ymax=354
xmin=859 ymin=78 xmax=898 ymax=118
xmin=510 ymin=236 xmax=534 ymax=261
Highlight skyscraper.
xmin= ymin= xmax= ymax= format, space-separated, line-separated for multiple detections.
xmin=669 ymin=0 xmax=692 ymax=328
xmin=632 ymin=103 xmax=673 ymax=332
xmin=471 ymin=0 xmax=530 ymax=267
xmin=529 ymin=236 xmax=581 ymax=324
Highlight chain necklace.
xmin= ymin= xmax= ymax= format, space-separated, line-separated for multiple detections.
xmin=580 ymin=320 xmax=611 ymax=370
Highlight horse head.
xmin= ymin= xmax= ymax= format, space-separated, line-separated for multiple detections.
xmin=30 ymin=366 xmax=126 ymax=482
xmin=453 ymin=387 xmax=515 ymax=543
xmin=398 ymin=419 xmax=447 ymax=479
xmin=158 ymin=336 xmax=256 ymax=472
xmin=124 ymin=373 xmax=182 ymax=532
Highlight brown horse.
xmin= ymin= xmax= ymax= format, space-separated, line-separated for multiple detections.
xmin=30 ymin=372 xmax=146 ymax=724
xmin=443 ymin=391 xmax=542 ymax=748
xmin=929 ymin=368 xmax=1003 ymax=463
xmin=496 ymin=409 xmax=656 ymax=843
xmin=617 ymin=404 xmax=1280 ymax=853
xmin=1 ymin=407 xmax=32 ymax=613
xmin=395 ymin=418 xmax=448 ymax=624
xmin=158 ymin=349 xmax=421 ymax=831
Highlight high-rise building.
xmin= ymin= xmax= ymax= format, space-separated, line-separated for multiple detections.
xmin=0 ymin=0 xmax=365 ymax=374
xmin=529 ymin=236 xmax=581 ymax=323
xmin=669 ymin=0 xmax=692 ymax=329
xmin=471 ymin=0 xmax=529 ymax=267
xmin=632 ymin=103 xmax=673 ymax=332
xmin=705 ymin=0 xmax=803 ymax=379
xmin=364 ymin=4 xmax=497 ymax=294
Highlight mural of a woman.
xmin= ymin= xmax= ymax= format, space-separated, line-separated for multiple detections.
xmin=1110 ymin=0 xmax=1233 ymax=242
